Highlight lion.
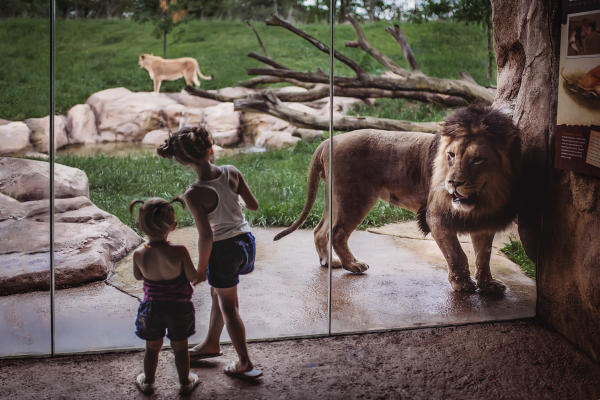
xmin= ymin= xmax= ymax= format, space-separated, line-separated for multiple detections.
xmin=138 ymin=54 xmax=213 ymax=93
xmin=274 ymin=106 xmax=521 ymax=295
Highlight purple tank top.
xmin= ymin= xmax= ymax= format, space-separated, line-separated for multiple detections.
xmin=143 ymin=272 xmax=193 ymax=303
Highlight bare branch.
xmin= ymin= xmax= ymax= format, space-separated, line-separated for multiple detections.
xmin=265 ymin=14 xmax=366 ymax=78
xmin=238 ymin=76 xmax=316 ymax=89
xmin=345 ymin=14 xmax=410 ymax=77
xmin=386 ymin=24 xmax=420 ymax=72
xmin=248 ymin=51 xmax=290 ymax=70
xmin=459 ymin=70 xmax=477 ymax=84
xmin=246 ymin=20 xmax=270 ymax=58
xmin=234 ymin=92 xmax=441 ymax=133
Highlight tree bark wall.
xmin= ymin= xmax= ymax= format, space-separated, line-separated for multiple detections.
xmin=492 ymin=0 xmax=600 ymax=361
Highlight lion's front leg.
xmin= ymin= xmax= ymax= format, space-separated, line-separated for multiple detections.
xmin=470 ymin=232 xmax=506 ymax=295
xmin=430 ymin=226 xmax=476 ymax=292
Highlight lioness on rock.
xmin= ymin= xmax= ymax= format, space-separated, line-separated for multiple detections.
xmin=274 ymin=106 xmax=521 ymax=295
xmin=138 ymin=54 xmax=213 ymax=93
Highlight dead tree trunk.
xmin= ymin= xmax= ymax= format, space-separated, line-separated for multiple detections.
xmin=492 ymin=0 xmax=600 ymax=362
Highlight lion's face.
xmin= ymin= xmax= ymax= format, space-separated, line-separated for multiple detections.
xmin=428 ymin=106 xmax=520 ymax=231
xmin=138 ymin=54 xmax=152 ymax=68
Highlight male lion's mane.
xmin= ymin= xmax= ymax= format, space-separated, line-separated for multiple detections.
xmin=418 ymin=106 xmax=521 ymax=235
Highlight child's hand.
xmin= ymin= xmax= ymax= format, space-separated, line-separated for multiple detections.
xmin=193 ymin=267 xmax=207 ymax=286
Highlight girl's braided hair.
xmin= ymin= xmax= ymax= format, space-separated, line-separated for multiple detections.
xmin=156 ymin=126 xmax=213 ymax=164
xmin=129 ymin=197 xmax=185 ymax=237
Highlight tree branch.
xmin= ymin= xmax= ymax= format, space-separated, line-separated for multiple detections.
xmin=238 ymin=76 xmax=316 ymax=89
xmin=345 ymin=14 xmax=410 ymax=77
xmin=234 ymin=92 xmax=441 ymax=133
xmin=246 ymin=20 xmax=270 ymax=58
xmin=385 ymin=24 xmax=420 ymax=72
xmin=248 ymin=51 xmax=290 ymax=70
xmin=265 ymin=14 xmax=366 ymax=78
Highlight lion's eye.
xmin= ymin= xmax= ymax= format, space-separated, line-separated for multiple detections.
xmin=472 ymin=157 xmax=484 ymax=165
xmin=447 ymin=152 xmax=455 ymax=159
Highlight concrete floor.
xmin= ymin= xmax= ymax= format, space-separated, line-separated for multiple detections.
xmin=0 ymin=222 xmax=535 ymax=357
xmin=1 ymin=320 xmax=599 ymax=400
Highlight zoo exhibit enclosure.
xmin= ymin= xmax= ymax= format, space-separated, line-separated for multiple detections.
xmin=0 ymin=4 xmax=539 ymax=359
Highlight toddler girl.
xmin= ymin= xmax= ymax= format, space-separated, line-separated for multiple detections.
xmin=130 ymin=197 xmax=201 ymax=394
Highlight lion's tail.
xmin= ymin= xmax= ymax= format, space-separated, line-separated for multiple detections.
xmin=196 ymin=66 xmax=213 ymax=81
xmin=273 ymin=141 xmax=325 ymax=241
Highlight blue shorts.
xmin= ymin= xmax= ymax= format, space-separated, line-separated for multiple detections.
xmin=208 ymin=232 xmax=255 ymax=288
xmin=135 ymin=301 xmax=195 ymax=341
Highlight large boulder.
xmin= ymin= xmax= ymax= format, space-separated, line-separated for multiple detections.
xmin=142 ymin=129 xmax=169 ymax=146
xmin=86 ymin=88 xmax=179 ymax=142
xmin=165 ymin=89 xmax=220 ymax=108
xmin=0 ymin=122 xmax=31 ymax=155
xmin=0 ymin=157 xmax=88 ymax=201
xmin=67 ymin=104 xmax=98 ymax=144
xmin=241 ymin=112 xmax=294 ymax=145
xmin=202 ymin=102 xmax=241 ymax=147
xmin=0 ymin=158 xmax=142 ymax=295
xmin=255 ymin=130 xmax=300 ymax=150
xmin=25 ymin=115 xmax=69 ymax=152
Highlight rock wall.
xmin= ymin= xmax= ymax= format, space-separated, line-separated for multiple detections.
xmin=0 ymin=158 xmax=142 ymax=295
xmin=492 ymin=0 xmax=600 ymax=361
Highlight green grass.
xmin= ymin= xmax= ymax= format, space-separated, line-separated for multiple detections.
xmin=56 ymin=139 xmax=414 ymax=233
xmin=1 ymin=18 xmax=494 ymax=120
xmin=348 ymin=98 xmax=450 ymax=122
xmin=501 ymin=239 xmax=536 ymax=279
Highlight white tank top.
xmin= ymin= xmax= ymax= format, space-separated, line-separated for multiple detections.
xmin=190 ymin=165 xmax=251 ymax=242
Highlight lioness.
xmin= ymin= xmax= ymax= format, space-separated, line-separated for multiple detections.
xmin=274 ymin=106 xmax=521 ymax=295
xmin=138 ymin=54 xmax=213 ymax=93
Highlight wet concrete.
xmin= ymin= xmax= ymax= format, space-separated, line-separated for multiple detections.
xmin=0 ymin=222 xmax=535 ymax=357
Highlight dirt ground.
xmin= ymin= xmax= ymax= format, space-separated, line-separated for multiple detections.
xmin=1 ymin=319 xmax=599 ymax=400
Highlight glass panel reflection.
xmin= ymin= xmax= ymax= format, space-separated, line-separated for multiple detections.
xmin=0 ymin=11 xmax=51 ymax=356
xmin=53 ymin=2 xmax=330 ymax=353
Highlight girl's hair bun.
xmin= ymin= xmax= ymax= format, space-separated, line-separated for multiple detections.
xmin=156 ymin=138 xmax=174 ymax=159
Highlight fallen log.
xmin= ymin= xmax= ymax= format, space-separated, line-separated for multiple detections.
xmin=233 ymin=92 xmax=441 ymax=133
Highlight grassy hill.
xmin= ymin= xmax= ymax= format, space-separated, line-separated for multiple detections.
xmin=0 ymin=18 xmax=494 ymax=120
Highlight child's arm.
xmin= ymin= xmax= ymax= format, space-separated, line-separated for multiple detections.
xmin=132 ymin=251 xmax=143 ymax=281
xmin=178 ymin=246 xmax=198 ymax=284
xmin=229 ymin=166 xmax=259 ymax=211
xmin=184 ymin=189 xmax=214 ymax=283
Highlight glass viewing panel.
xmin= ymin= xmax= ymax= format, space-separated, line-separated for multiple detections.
xmin=53 ymin=2 xmax=330 ymax=353
xmin=330 ymin=10 xmax=537 ymax=334
xmin=0 ymin=14 xmax=52 ymax=357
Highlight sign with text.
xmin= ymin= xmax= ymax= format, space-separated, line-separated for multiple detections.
xmin=556 ymin=2 xmax=600 ymax=177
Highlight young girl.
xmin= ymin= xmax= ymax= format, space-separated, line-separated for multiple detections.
xmin=157 ymin=127 xmax=263 ymax=380
xmin=130 ymin=197 xmax=201 ymax=395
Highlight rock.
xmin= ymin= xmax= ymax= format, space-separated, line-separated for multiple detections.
xmin=0 ymin=159 xmax=142 ymax=295
xmin=0 ymin=157 xmax=88 ymax=201
xmin=0 ymin=197 xmax=142 ymax=295
xmin=240 ymin=112 xmax=294 ymax=145
xmin=67 ymin=104 xmax=98 ymax=144
xmin=217 ymin=86 xmax=255 ymax=98
xmin=256 ymin=131 xmax=300 ymax=150
xmin=292 ymin=128 xmax=324 ymax=142
xmin=162 ymin=103 xmax=204 ymax=130
xmin=166 ymin=90 xmax=220 ymax=108
xmin=142 ymin=129 xmax=169 ymax=146
xmin=0 ymin=118 xmax=11 ymax=126
xmin=0 ymin=122 xmax=31 ymax=155
xmin=86 ymin=88 xmax=178 ymax=141
xmin=202 ymin=102 xmax=241 ymax=147
xmin=25 ymin=115 xmax=68 ymax=152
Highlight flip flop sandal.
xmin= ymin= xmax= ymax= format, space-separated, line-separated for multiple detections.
xmin=224 ymin=361 xmax=263 ymax=380
xmin=189 ymin=350 xmax=223 ymax=359
xmin=179 ymin=372 xmax=200 ymax=395
xmin=136 ymin=373 xmax=155 ymax=394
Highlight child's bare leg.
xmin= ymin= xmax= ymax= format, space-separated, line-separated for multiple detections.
xmin=216 ymin=286 xmax=252 ymax=371
xmin=191 ymin=287 xmax=224 ymax=353
xmin=144 ymin=339 xmax=163 ymax=383
xmin=171 ymin=339 xmax=191 ymax=385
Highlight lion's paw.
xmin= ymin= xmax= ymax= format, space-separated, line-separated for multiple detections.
xmin=477 ymin=279 xmax=506 ymax=296
xmin=343 ymin=260 xmax=369 ymax=274
xmin=320 ymin=257 xmax=343 ymax=269
xmin=449 ymin=276 xmax=477 ymax=293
